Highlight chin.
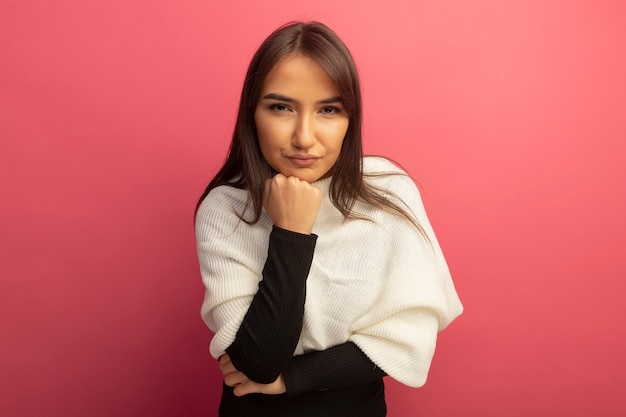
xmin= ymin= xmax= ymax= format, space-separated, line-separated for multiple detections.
xmin=278 ymin=168 xmax=319 ymax=182
xmin=294 ymin=174 xmax=319 ymax=182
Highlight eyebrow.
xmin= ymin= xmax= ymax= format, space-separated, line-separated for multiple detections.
xmin=261 ymin=93 xmax=343 ymax=105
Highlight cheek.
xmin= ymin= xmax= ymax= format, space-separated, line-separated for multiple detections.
xmin=324 ymin=120 xmax=349 ymax=154
xmin=255 ymin=112 xmax=274 ymax=153
xmin=257 ymin=127 xmax=283 ymax=156
xmin=255 ymin=114 xmax=291 ymax=149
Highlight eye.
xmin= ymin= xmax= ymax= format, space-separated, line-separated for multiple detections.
xmin=320 ymin=106 xmax=342 ymax=115
xmin=268 ymin=103 xmax=290 ymax=112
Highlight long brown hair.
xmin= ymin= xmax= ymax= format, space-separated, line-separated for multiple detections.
xmin=196 ymin=21 xmax=426 ymax=236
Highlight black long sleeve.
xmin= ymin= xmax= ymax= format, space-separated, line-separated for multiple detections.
xmin=283 ymin=341 xmax=387 ymax=397
xmin=225 ymin=226 xmax=317 ymax=383
xmin=225 ymin=228 xmax=386 ymax=395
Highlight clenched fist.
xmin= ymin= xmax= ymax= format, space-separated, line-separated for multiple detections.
xmin=263 ymin=174 xmax=322 ymax=235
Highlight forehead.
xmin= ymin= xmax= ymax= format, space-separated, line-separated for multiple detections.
xmin=260 ymin=54 xmax=339 ymax=97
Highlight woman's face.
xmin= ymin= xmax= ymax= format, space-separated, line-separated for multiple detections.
xmin=254 ymin=54 xmax=349 ymax=183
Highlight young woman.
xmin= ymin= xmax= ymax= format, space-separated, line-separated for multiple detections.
xmin=195 ymin=21 xmax=463 ymax=417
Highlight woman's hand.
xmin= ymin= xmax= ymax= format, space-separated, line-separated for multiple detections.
xmin=219 ymin=354 xmax=286 ymax=397
xmin=263 ymin=174 xmax=322 ymax=235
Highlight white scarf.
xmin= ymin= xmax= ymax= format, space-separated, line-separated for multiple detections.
xmin=196 ymin=156 xmax=463 ymax=387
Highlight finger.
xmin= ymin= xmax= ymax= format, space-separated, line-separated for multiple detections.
xmin=218 ymin=354 xmax=230 ymax=367
xmin=224 ymin=371 xmax=249 ymax=388
xmin=218 ymin=354 xmax=233 ymax=375
xmin=309 ymin=183 xmax=322 ymax=199
xmin=220 ymin=363 xmax=236 ymax=376
xmin=233 ymin=380 xmax=259 ymax=397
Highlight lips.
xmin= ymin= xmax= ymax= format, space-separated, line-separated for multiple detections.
xmin=287 ymin=155 xmax=320 ymax=167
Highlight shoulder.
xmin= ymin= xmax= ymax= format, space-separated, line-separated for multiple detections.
xmin=197 ymin=184 xmax=248 ymax=213
xmin=362 ymin=155 xmax=406 ymax=175
xmin=195 ymin=185 xmax=253 ymax=232
xmin=362 ymin=156 xmax=419 ymax=197
xmin=360 ymin=156 xmax=429 ymax=226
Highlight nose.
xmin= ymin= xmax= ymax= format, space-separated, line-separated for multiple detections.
xmin=292 ymin=113 xmax=315 ymax=149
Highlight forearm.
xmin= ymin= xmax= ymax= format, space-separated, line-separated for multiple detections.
xmin=226 ymin=226 xmax=317 ymax=383
xmin=283 ymin=342 xmax=387 ymax=397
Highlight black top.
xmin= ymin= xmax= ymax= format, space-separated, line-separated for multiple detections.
xmin=220 ymin=226 xmax=387 ymax=416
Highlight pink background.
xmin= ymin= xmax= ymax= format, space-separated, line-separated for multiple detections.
xmin=2 ymin=0 xmax=625 ymax=416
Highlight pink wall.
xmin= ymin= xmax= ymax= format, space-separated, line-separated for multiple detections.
xmin=2 ymin=1 xmax=625 ymax=416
